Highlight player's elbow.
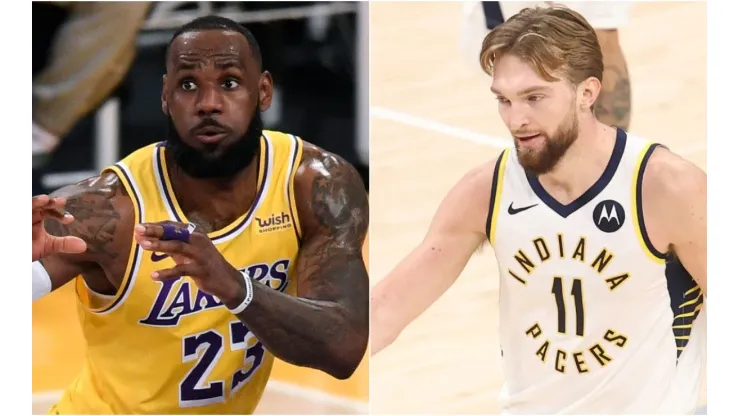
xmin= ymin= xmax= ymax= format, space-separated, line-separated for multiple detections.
xmin=323 ymin=310 xmax=368 ymax=380
xmin=326 ymin=352 xmax=363 ymax=380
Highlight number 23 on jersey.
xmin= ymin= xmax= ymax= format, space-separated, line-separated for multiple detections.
xmin=180 ymin=321 xmax=266 ymax=408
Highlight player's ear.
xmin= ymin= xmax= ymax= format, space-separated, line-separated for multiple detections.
xmin=258 ymin=71 xmax=274 ymax=112
xmin=578 ymin=76 xmax=601 ymax=112
xmin=161 ymin=74 xmax=169 ymax=115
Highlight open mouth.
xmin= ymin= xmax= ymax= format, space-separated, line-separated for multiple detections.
xmin=195 ymin=132 xmax=227 ymax=143
xmin=193 ymin=127 xmax=227 ymax=143
xmin=516 ymin=133 xmax=542 ymax=142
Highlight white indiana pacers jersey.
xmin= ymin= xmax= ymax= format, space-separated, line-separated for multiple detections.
xmin=486 ymin=129 xmax=706 ymax=414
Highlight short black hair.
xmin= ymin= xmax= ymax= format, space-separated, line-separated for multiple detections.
xmin=165 ymin=15 xmax=263 ymax=70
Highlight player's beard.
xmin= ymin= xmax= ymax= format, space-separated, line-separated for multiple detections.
xmin=515 ymin=105 xmax=579 ymax=175
xmin=165 ymin=104 xmax=264 ymax=179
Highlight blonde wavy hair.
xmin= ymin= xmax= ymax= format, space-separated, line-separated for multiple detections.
xmin=479 ymin=5 xmax=603 ymax=87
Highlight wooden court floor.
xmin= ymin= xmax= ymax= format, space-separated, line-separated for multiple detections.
xmin=369 ymin=1 xmax=707 ymax=414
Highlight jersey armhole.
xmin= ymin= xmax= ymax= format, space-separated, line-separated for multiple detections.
xmin=287 ymin=135 xmax=304 ymax=245
xmin=76 ymin=163 xmax=144 ymax=315
xmin=632 ymin=142 xmax=668 ymax=264
xmin=485 ymin=148 xmax=510 ymax=244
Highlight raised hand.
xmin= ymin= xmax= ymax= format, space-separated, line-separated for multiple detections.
xmin=133 ymin=221 xmax=245 ymax=306
xmin=32 ymin=195 xmax=87 ymax=262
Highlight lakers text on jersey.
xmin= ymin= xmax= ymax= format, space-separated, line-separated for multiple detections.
xmin=51 ymin=131 xmax=304 ymax=415
xmin=486 ymin=129 xmax=706 ymax=414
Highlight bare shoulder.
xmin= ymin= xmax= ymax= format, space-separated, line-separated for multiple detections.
xmin=45 ymin=171 xmax=136 ymax=265
xmin=429 ymin=153 xmax=502 ymax=236
xmin=643 ymin=146 xmax=706 ymax=206
xmin=459 ymin=156 xmax=500 ymax=202
xmin=642 ymin=146 xmax=706 ymax=251
xmin=293 ymin=142 xmax=369 ymax=249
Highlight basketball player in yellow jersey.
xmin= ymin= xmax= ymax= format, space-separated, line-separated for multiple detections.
xmin=31 ymin=15 xmax=369 ymax=415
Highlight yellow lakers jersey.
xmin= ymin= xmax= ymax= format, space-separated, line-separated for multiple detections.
xmin=52 ymin=131 xmax=304 ymax=414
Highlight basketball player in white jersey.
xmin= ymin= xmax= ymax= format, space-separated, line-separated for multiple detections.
xmin=372 ymin=5 xmax=706 ymax=414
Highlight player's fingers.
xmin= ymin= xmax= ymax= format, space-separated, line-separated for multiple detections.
xmin=58 ymin=213 xmax=76 ymax=224
xmin=134 ymin=223 xmax=164 ymax=239
xmin=138 ymin=238 xmax=196 ymax=258
xmin=44 ymin=208 xmax=68 ymax=221
xmin=32 ymin=209 xmax=45 ymax=224
xmin=151 ymin=263 xmax=196 ymax=281
xmin=47 ymin=235 xmax=87 ymax=255
xmin=49 ymin=197 xmax=68 ymax=210
xmin=32 ymin=197 xmax=68 ymax=218
xmin=33 ymin=207 xmax=67 ymax=225
xmin=32 ymin=195 xmax=51 ymax=209
xmin=134 ymin=221 xmax=190 ymax=240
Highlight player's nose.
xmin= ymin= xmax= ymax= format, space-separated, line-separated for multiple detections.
xmin=509 ymin=111 xmax=532 ymax=131
xmin=195 ymin=86 xmax=223 ymax=116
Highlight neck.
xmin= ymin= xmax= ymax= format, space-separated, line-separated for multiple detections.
xmin=538 ymin=117 xmax=616 ymax=202
xmin=165 ymin=151 xmax=260 ymax=230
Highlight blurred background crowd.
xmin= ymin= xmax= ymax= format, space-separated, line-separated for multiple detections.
xmin=32 ymin=1 xmax=368 ymax=195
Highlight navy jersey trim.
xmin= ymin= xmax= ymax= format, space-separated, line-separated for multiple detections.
xmin=485 ymin=151 xmax=507 ymax=242
xmin=526 ymin=128 xmax=627 ymax=218
xmin=665 ymin=253 xmax=703 ymax=359
xmin=636 ymin=143 xmax=668 ymax=260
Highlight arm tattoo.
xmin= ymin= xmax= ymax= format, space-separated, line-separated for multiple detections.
xmin=593 ymin=30 xmax=632 ymax=131
xmin=228 ymin=146 xmax=369 ymax=379
xmin=45 ymin=187 xmax=121 ymax=259
xmin=595 ymin=63 xmax=631 ymax=131
xmin=310 ymin=166 xmax=368 ymax=248
xmin=41 ymin=174 xmax=132 ymax=289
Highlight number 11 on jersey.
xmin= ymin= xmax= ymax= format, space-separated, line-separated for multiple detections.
xmin=551 ymin=276 xmax=585 ymax=336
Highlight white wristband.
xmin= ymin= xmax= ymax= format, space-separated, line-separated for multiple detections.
xmin=227 ymin=269 xmax=253 ymax=314
xmin=32 ymin=261 xmax=52 ymax=301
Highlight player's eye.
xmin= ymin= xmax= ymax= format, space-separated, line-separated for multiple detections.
xmin=180 ymin=80 xmax=197 ymax=91
xmin=223 ymin=79 xmax=240 ymax=89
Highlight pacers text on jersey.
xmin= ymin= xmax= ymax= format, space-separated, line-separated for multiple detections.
xmin=509 ymin=233 xmax=632 ymax=375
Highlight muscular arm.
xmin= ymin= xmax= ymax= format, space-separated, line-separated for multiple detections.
xmin=370 ymin=161 xmax=493 ymax=355
xmin=644 ymin=147 xmax=707 ymax=294
xmin=594 ymin=30 xmax=631 ymax=131
xmin=224 ymin=144 xmax=369 ymax=379
xmin=39 ymin=172 xmax=134 ymax=294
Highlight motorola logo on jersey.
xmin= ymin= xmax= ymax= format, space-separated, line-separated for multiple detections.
xmin=593 ymin=200 xmax=625 ymax=233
